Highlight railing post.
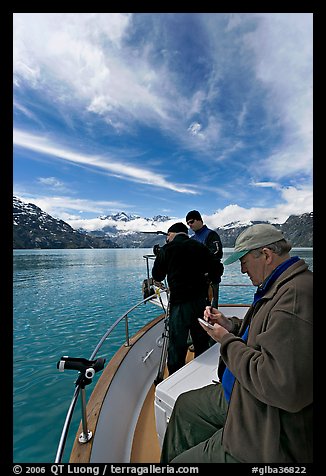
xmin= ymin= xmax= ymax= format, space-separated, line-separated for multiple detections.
xmin=78 ymin=386 xmax=92 ymax=443
xmin=145 ymin=256 xmax=150 ymax=282
xmin=124 ymin=313 xmax=130 ymax=346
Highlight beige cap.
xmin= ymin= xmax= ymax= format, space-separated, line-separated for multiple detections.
xmin=224 ymin=224 xmax=284 ymax=265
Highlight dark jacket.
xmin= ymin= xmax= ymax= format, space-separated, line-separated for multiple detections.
xmin=191 ymin=225 xmax=224 ymax=282
xmin=152 ymin=234 xmax=220 ymax=304
xmin=220 ymin=259 xmax=313 ymax=463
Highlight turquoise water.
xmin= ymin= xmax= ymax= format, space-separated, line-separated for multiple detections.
xmin=13 ymin=248 xmax=313 ymax=463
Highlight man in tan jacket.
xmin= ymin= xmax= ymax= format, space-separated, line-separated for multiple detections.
xmin=160 ymin=224 xmax=313 ymax=463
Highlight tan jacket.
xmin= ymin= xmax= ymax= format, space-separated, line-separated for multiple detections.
xmin=220 ymin=259 xmax=313 ymax=463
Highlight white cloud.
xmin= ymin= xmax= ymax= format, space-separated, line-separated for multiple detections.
xmin=13 ymin=13 xmax=171 ymax=132
xmin=14 ymin=129 xmax=198 ymax=194
xmin=245 ymin=13 xmax=313 ymax=180
xmin=257 ymin=145 xmax=312 ymax=180
xmin=13 ymin=13 xmax=313 ymax=171
xmin=188 ymin=122 xmax=202 ymax=136
xmin=205 ymin=185 xmax=313 ymax=228
xmin=251 ymin=181 xmax=280 ymax=189
xmin=37 ymin=177 xmax=67 ymax=190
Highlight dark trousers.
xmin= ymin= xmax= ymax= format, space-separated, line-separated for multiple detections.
xmin=160 ymin=383 xmax=239 ymax=463
xmin=167 ymin=296 xmax=209 ymax=375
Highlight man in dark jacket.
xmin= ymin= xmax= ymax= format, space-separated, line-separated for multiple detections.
xmin=152 ymin=222 xmax=220 ymax=375
xmin=161 ymin=224 xmax=313 ymax=463
xmin=186 ymin=210 xmax=223 ymax=307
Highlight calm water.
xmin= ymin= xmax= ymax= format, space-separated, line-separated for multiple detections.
xmin=13 ymin=248 xmax=313 ymax=463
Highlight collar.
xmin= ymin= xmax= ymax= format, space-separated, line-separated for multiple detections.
xmin=194 ymin=224 xmax=208 ymax=235
xmin=253 ymin=256 xmax=300 ymax=305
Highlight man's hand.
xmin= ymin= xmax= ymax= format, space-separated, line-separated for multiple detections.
xmin=204 ymin=306 xmax=233 ymax=331
xmin=198 ymin=306 xmax=232 ymax=343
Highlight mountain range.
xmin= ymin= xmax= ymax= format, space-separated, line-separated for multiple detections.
xmin=13 ymin=197 xmax=119 ymax=249
xmin=13 ymin=196 xmax=313 ymax=249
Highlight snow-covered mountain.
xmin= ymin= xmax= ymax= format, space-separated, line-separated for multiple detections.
xmin=216 ymin=214 xmax=313 ymax=248
xmin=13 ymin=197 xmax=119 ymax=249
xmin=98 ymin=212 xmax=170 ymax=223
xmin=13 ymin=196 xmax=313 ymax=249
xmin=87 ymin=211 xmax=313 ymax=248
xmin=99 ymin=212 xmax=141 ymax=222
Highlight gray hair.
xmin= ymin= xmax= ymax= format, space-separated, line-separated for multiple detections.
xmin=251 ymin=238 xmax=292 ymax=257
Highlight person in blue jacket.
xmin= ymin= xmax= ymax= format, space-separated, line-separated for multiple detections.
xmin=186 ymin=210 xmax=224 ymax=307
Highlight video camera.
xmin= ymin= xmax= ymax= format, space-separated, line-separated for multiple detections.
xmin=153 ymin=244 xmax=161 ymax=256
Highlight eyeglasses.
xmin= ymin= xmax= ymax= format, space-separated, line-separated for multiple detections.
xmin=187 ymin=219 xmax=195 ymax=225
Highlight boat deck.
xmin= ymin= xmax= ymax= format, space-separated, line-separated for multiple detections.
xmin=131 ymin=353 xmax=193 ymax=462
xmin=131 ymin=383 xmax=161 ymax=462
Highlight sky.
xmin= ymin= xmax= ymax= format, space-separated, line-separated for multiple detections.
xmin=13 ymin=13 xmax=313 ymax=233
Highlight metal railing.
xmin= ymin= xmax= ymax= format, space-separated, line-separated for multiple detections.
xmin=55 ymin=288 xmax=168 ymax=463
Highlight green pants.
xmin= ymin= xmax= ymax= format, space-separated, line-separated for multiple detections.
xmin=160 ymin=383 xmax=240 ymax=463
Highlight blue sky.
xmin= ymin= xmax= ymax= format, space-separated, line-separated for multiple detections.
xmin=13 ymin=13 xmax=313 ymax=233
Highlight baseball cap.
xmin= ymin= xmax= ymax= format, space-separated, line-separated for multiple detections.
xmin=224 ymin=224 xmax=285 ymax=265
